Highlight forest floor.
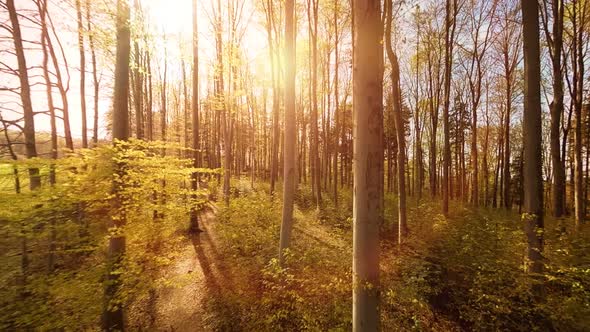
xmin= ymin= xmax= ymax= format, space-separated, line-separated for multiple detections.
xmin=146 ymin=205 xmax=225 ymax=331
xmin=124 ymin=183 xmax=590 ymax=331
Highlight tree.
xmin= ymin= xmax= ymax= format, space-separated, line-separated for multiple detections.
xmin=103 ymin=0 xmax=130 ymax=329
xmin=352 ymin=0 xmax=382 ymax=329
xmin=132 ymin=0 xmax=144 ymax=140
xmin=412 ymin=5 xmax=425 ymax=202
xmin=307 ymin=0 xmax=321 ymax=207
xmin=45 ymin=8 xmax=74 ymax=150
xmin=541 ymin=0 xmax=566 ymax=217
xmin=279 ymin=0 xmax=296 ymax=266
xmin=461 ymin=0 xmax=496 ymax=207
xmin=38 ymin=0 xmax=58 ymax=186
xmin=570 ymin=0 xmax=587 ymax=227
xmin=496 ymin=1 xmax=521 ymax=210
xmin=442 ymin=0 xmax=458 ymax=216
xmin=262 ymin=0 xmax=280 ymax=195
xmin=76 ymin=0 xmax=88 ymax=148
xmin=189 ymin=0 xmax=201 ymax=233
xmin=384 ymin=0 xmax=407 ymax=244
xmin=333 ymin=0 xmax=340 ymax=206
xmin=6 ymin=0 xmax=40 ymax=190
xmin=423 ymin=4 xmax=444 ymax=199
xmin=521 ymin=0 xmax=544 ymax=278
xmin=86 ymin=0 xmax=100 ymax=145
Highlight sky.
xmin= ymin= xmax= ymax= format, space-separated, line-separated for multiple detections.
xmin=0 ymin=0 xmax=267 ymax=141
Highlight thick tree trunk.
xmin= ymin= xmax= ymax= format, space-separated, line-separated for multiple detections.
xmin=573 ymin=0 xmax=586 ymax=227
xmin=279 ymin=0 xmax=296 ymax=265
xmin=190 ymin=0 xmax=201 ymax=232
xmin=352 ymin=0 xmax=382 ymax=329
xmin=7 ymin=0 xmax=40 ymax=190
xmin=103 ymin=0 xmax=130 ymax=329
xmin=521 ymin=0 xmax=544 ymax=278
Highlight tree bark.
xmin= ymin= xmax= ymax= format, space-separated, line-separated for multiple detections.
xmin=38 ymin=0 xmax=58 ymax=185
xmin=542 ymin=0 xmax=566 ymax=217
xmin=7 ymin=0 xmax=40 ymax=190
xmin=521 ymin=0 xmax=544 ymax=279
xmin=333 ymin=0 xmax=339 ymax=207
xmin=190 ymin=0 xmax=201 ymax=232
xmin=279 ymin=0 xmax=296 ymax=265
xmin=442 ymin=0 xmax=457 ymax=216
xmin=86 ymin=0 xmax=100 ymax=145
xmin=45 ymin=12 xmax=74 ymax=150
xmin=572 ymin=0 xmax=586 ymax=227
xmin=352 ymin=0 xmax=382 ymax=329
xmin=385 ymin=0 xmax=408 ymax=244
xmin=133 ymin=0 xmax=144 ymax=140
xmin=308 ymin=0 xmax=321 ymax=207
xmin=264 ymin=0 xmax=279 ymax=195
xmin=76 ymin=0 xmax=88 ymax=148
xmin=103 ymin=0 xmax=130 ymax=329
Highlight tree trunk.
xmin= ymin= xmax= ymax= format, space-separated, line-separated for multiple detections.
xmin=352 ymin=0 xmax=382 ymax=329
xmin=76 ymin=0 xmax=88 ymax=148
xmin=385 ymin=0 xmax=407 ymax=244
xmin=39 ymin=0 xmax=58 ymax=185
xmin=45 ymin=13 xmax=74 ymax=150
xmin=103 ymin=0 xmax=130 ymax=329
xmin=279 ymin=0 xmax=296 ymax=265
xmin=442 ymin=0 xmax=457 ymax=217
xmin=503 ymin=53 xmax=513 ymax=210
xmin=309 ymin=0 xmax=321 ymax=207
xmin=521 ymin=0 xmax=544 ymax=279
xmin=147 ymin=50 xmax=153 ymax=141
xmin=190 ymin=0 xmax=201 ymax=232
xmin=573 ymin=0 xmax=586 ymax=227
xmin=264 ymin=0 xmax=279 ymax=196
xmin=7 ymin=0 xmax=40 ymax=190
xmin=86 ymin=1 xmax=100 ymax=145
xmin=333 ymin=1 xmax=339 ymax=206
xmin=544 ymin=0 xmax=566 ymax=217
xmin=133 ymin=0 xmax=144 ymax=140
xmin=161 ymin=56 xmax=168 ymax=143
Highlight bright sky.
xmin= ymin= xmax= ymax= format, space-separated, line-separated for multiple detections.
xmin=0 ymin=0 xmax=267 ymax=141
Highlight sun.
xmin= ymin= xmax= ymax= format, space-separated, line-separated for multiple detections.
xmin=144 ymin=0 xmax=269 ymax=83
xmin=145 ymin=0 xmax=193 ymax=35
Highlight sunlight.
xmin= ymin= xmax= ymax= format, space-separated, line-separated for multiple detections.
xmin=147 ymin=0 xmax=193 ymax=35
xmin=145 ymin=0 xmax=270 ymax=95
xmin=1 ymin=0 xmax=588 ymax=330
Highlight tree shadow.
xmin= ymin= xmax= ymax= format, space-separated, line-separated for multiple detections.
xmin=190 ymin=206 xmax=235 ymax=295
xmin=191 ymin=232 xmax=220 ymax=292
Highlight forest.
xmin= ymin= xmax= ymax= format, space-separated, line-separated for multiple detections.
xmin=0 ymin=0 xmax=589 ymax=330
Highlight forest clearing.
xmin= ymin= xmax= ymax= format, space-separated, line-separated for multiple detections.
xmin=1 ymin=0 xmax=590 ymax=331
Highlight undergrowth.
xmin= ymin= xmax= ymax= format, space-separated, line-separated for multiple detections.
xmin=208 ymin=182 xmax=590 ymax=331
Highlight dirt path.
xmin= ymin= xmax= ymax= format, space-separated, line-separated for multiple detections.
xmin=151 ymin=205 xmax=223 ymax=331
